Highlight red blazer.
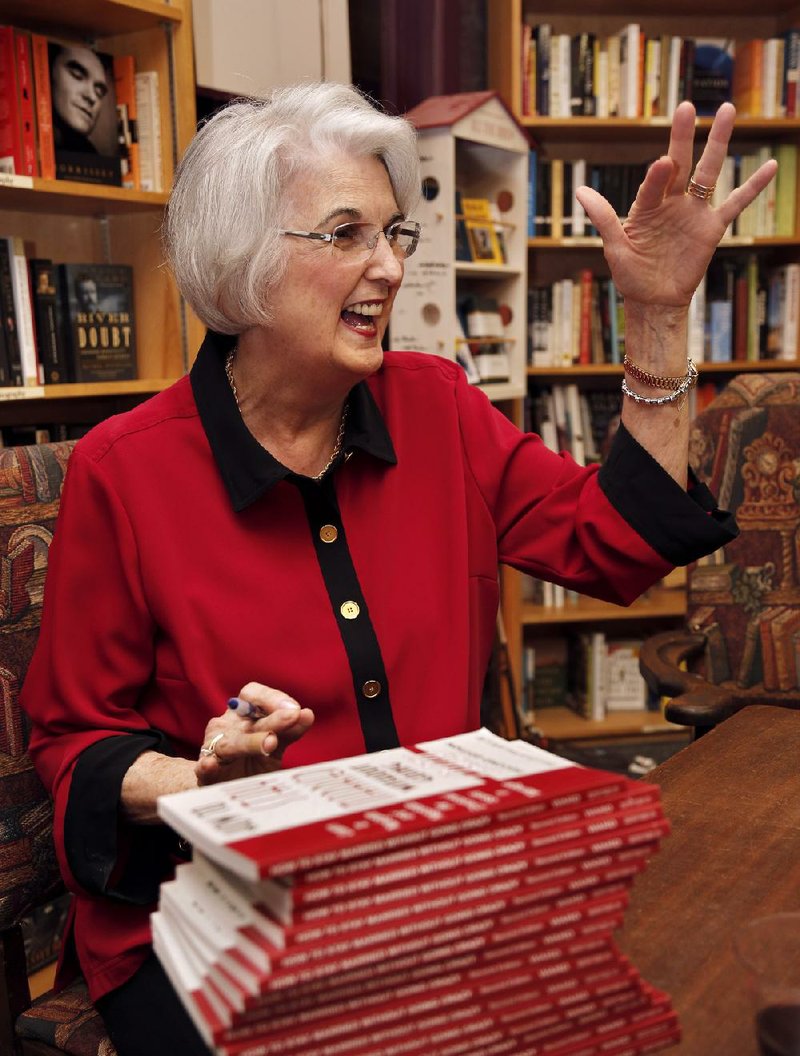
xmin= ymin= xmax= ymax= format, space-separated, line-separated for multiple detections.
xmin=22 ymin=337 xmax=736 ymax=1000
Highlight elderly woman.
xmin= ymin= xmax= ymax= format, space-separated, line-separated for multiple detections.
xmin=22 ymin=82 xmax=773 ymax=1055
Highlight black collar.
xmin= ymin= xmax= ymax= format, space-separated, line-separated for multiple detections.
xmin=190 ymin=331 xmax=397 ymax=511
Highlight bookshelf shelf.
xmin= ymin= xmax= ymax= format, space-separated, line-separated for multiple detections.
xmin=532 ymin=705 xmax=687 ymax=741
xmin=526 ymin=359 xmax=800 ymax=377
xmin=518 ymin=117 xmax=800 ymax=142
xmin=0 ymin=180 xmax=169 ymax=215
xmin=528 ymin=236 xmax=800 ymax=249
xmin=522 ymin=587 xmax=687 ymax=626
xmin=0 ymin=0 xmax=184 ymax=35
xmin=0 ymin=379 xmax=175 ymax=402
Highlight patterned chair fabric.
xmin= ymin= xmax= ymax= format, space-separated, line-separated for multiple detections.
xmin=0 ymin=442 xmax=116 ymax=1055
xmin=640 ymin=373 xmax=800 ymax=730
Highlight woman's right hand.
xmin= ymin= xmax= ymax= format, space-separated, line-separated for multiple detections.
xmin=195 ymin=682 xmax=315 ymax=786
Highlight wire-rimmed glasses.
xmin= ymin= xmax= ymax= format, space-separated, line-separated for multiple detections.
xmin=280 ymin=220 xmax=422 ymax=259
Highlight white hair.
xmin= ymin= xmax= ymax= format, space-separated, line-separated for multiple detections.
xmin=164 ymin=82 xmax=420 ymax=334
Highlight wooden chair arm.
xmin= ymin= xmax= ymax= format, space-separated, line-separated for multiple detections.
xmin=638 ymin=631 xmax=709 ymax=698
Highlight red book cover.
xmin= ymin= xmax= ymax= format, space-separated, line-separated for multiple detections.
xmin=578 ymin=268 xmax=593 ymax=364
xmin=267 ymin=785 xmax=661 ymax=917
xmin=157 ymin=731 xmax=635 ymax=881
xmin=14 ymin=30 xmax=36 ymax=176
xmin=31 ymin=33 xmax=55 ymax=180
xmin=0 ymin=25 xmax=25 ymax=176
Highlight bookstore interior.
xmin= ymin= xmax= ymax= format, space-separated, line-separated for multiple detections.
xmin=2 ymin=0 xmax=800 ymax=1054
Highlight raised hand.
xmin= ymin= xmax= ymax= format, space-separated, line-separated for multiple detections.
xmin=575 ymin=101 xmax=778 ymax=309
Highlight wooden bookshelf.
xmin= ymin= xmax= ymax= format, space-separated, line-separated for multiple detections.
xmin=0 ymin=0 xmax=202 ymax=434
xmin=487 ymin=0 xmax=800 ymax=737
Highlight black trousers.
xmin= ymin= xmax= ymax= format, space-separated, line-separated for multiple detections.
xmin=96 ymin=953 xmax=211 ymax=1056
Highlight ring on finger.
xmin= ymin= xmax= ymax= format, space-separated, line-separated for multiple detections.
xmin=200 ymin=732 xmax=225 ymax=759
xmin=686 ymin=176 xmax=716 ymax=201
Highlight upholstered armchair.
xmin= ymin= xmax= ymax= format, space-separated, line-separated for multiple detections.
xmin=0 ymin=441 xmax=115 ymax=1056
xmin=640 ymin=372 xmax=800 ymax=736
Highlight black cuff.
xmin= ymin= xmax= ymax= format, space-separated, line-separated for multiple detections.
xmin=64 ymin=731 xmax=187 ymax=905
xmin=598 ymin=421 xmax=739 ymax=565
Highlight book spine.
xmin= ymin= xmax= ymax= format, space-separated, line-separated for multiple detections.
xmin=14 ymin=31 xmax=37 ymax=176
xmin=0 ymin=297 xmax=10 ymax=385
xmin=29 ymin=259 xmax=68 ymax=383
xmin=30 ymin=34 xmax=55 ymax=180
xmin=0 ymin=238 xmax=22 ymax=385
xmin=134 ymin=70 xmax=162 ymax=192
xmin=114 ymin=54 xmax=140 ymax=190
xmin=6 ymin=237 xmax=39 ymax=384
xmin=0 ymin=26 xmax=24 ymax=175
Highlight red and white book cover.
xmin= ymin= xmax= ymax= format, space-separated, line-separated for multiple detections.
xmin=157 ymin=729 xmax=637 ymax=881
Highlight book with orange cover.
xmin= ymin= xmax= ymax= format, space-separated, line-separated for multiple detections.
xmin=13 ymin=30 xmax=37 ymax=176
xmin=113 ymin=54 xmax=140 ymax=190
xmin=732 ymin=38 xmax=764 ymax=116
xmin=30 ymin=33 xmax=55 ymax=179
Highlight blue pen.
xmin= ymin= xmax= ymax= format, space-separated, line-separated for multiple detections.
xmin=227 ymin=696 xmax=264 ymax=719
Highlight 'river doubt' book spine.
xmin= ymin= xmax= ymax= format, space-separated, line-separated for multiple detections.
xmin=57 ymin=262 xmax=136 ymax=382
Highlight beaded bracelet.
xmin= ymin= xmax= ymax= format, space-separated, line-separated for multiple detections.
xmin=621 ymin=359 xmax=698 ymax=405
xmin=623 ymin=354 xmax=689 ymax=391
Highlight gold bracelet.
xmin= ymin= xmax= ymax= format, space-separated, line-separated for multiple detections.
xmin=623 ymin=354 xmax=689 ymax=392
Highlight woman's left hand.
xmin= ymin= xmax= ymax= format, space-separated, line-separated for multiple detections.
xmin=575 ymin=101 xmax=778 ymax=309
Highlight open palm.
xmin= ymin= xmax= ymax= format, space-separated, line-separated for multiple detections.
xmin=575 ymin=102 xmax=778 ymax=308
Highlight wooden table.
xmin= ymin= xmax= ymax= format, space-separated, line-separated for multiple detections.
xmin=618 ymin=705 xmax=800 ymax=1055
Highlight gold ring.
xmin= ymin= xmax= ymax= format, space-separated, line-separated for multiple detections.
xmin=200 ymin=732 xmax=225 ymax=759
xmin=686 ymin=176 xmax=716 ymax=201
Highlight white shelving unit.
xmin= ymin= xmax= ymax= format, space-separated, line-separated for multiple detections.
xmin=391 ymin=91 xmax=530 ymax=401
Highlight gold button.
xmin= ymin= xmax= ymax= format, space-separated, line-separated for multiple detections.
xmin=362 ymin=680 xmax=381 ymax=699
xmin=320 ymin=524 xmax=338 ymax=543
xmin=340 ymin=600 xmax=360 ymax=620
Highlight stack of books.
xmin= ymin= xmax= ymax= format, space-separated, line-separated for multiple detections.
xmin=154 ymin=729 xmax=679 ymax=1056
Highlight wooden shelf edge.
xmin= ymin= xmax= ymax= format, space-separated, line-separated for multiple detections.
xmin=528 ymin=236 xmax=800 ymax=249
xmin=521 ymin=588 xmax=686 ymax=625
xmin=531 ymin=705 xmax=689 ymax=741
xmin=0 ymin=177 xmax=169 ymax=215
xmin=526 ymin=360 xmax=800 ymax=377
xmin=0 ymin=379 xmax=177 ymax=403
xmin=517 ymin=116 xmax=800 ymax=131
xmin=1 ymin=0 xmax=184 ymax=35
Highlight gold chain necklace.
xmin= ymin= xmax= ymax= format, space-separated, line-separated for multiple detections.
xmin=225 ymin=348 xmax=347 ymax=482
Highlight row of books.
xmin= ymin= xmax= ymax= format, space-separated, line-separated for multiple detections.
xmin=525 ymin=384 xmax=620 ymax=467
xmin=456 ymin=293 xmax=513 ymax=385
xmin=0 ymin=239 xmax=137 ymax=388
xmin=0 ymin=23 xmax=163 ymax=189
xmin=520 ymin=24 xmax=800 ymax=119
xmin=525 ymin=257 xmax=800 ymax=370
xmin=522 ymin=635 xmax=654 ymax=725
xmin=154 ymin=728 xmax=679 ymax=1056
xmin=0 ymin=423 xmax=92 ymax=448
xmin=527 ymin=144 xmax=797 ymax=241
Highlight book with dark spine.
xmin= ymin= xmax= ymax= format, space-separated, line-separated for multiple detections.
xmin=57 ymin=262 xmax=136 ymax=382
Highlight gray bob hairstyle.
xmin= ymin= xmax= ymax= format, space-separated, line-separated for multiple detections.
xmin=164 ymin=81 xmax=420 ymax=335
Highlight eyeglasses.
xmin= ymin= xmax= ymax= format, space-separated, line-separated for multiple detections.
xmin=280 ymin=220 xmax=422 ymax=259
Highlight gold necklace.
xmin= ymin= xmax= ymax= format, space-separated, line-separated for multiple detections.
xmin=225 ymin=348 xmax=347 ymax=482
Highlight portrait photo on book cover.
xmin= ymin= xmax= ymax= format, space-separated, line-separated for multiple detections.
xmin=48 ymin=42 xmax=122 ymax=184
